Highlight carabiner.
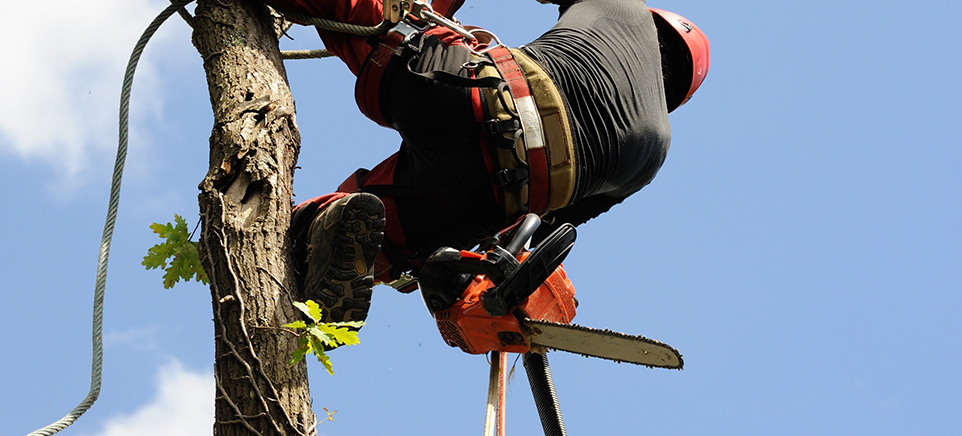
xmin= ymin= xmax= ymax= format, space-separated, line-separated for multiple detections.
xmin=465 ymin=28 xmax=504 ymax=56
xmin=409 ymin=0 xmax=477 ymax=41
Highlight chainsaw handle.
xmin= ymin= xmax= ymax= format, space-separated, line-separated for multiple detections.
xmin=482 ymin=223 xmax=577 ymax=317
xmin=503 ymin=213 xmax=541 ymax=256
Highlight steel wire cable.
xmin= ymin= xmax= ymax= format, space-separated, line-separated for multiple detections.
xmin=27 ymin=1 xmax=194 ymax=434
xmin=26 ymin=1 xmax=375 ymax=433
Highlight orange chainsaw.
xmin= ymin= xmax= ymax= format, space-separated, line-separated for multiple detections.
xmin=417 ymin=214 xmax=683 ymax=436
xmin=418 ymin=214 xmax=683 ymax=368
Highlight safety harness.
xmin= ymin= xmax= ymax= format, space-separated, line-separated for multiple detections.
xmin=354 ymin=0 xmax=577 ymax=219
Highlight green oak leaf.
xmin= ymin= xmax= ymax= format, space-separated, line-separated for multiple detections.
xmin=285 ymin=300 xmax=363 ymax=375
xmin=318 ymin=324 xmax=361 ymax=347
xmin=143 ymin=214 xmax=208 ymax=289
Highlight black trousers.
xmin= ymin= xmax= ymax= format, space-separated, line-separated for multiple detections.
xmin=356 ymin=0 xmax=670 ymax=264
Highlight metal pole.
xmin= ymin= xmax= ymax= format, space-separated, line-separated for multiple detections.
xmin=523 ymin=352 xmax=567 ymax=436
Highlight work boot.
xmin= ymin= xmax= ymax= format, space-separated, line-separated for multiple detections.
xmin=302 ymin=192 xmax=385 ymax=326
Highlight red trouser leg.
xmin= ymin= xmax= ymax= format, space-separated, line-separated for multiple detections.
xmin=292 ymin=152 xmax=412 ymax=290
xmin=335 ymin=153 xmax=415 ymax=287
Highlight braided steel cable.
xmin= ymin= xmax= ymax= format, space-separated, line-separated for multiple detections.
xmin=26 ymin=1 xmax=195 ymax=434
xmin=27 ymin=1 xmax=373 ymax=433
xmin=279 ymin=9 xmax=392 ymax=36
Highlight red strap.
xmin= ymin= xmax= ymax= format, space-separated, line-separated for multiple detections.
xmin=355 ymin=30 xmax=406 ymax=128
xmin=525 ymin=148 xmax=549 ymax=213
xmin=489 ymin=46 xmax=529 ymax=98
xmin=488 ymin=46 xmax=549 ymax=214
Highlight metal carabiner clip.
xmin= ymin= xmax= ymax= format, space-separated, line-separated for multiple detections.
xmin=409 ymin=0 xmax=477 ymax=41
xmin=465 ymin=28 xmax=505 ymax=56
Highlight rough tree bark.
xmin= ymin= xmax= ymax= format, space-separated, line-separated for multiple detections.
xmin=190 ymin=0 xmax=315 ymax=434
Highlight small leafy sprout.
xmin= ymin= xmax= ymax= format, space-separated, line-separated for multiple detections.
xmin=320 ymin=407 xmax=336 ymax=424
xmin=284 ymin=300 xmax=363 ymax=375
xmin=143 ymin=214 xmax=208 ymax=289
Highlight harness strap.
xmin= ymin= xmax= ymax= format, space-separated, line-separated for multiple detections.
xmin=353 ymin=24 xmax=571 ymax=218
xmin=405 ymin=60 xmax=504 ymax=89
xmin=487 ymin=46 xmax=550 ymax=214
xmin=511 ymin=49 xmax=577 ymax=213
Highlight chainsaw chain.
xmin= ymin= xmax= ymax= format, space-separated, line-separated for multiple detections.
xmin=524 ymin=319 xmax=684 ymax=369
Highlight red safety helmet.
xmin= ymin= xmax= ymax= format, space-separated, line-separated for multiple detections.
xmin=649 ymin=8 xmax=710 ymax=112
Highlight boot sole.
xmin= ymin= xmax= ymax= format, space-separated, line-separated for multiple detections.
xmin=306 ymin=193 xmax=385 ymax=325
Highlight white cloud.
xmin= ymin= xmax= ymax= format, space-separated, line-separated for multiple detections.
xmin=103 ymin=325 xmax=163 ymax=352
xmin=0 ymin=0 xmax=187 ymax=177
xmin=83 ymin=360 xmax=214 ymax=436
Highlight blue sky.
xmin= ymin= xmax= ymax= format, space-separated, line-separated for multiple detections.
xmin=2 ymin=0 xmax=961 ymax=435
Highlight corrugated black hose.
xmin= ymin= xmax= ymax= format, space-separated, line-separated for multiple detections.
xmin=523 ymin=352 xmax=568 ymax=436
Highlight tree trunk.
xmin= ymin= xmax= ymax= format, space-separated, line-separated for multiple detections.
xmin=191 ymin=0 xmax=314 ymax=434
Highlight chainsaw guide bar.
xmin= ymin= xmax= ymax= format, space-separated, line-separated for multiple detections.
xmin=521 ymin=319 xmax=684 ymax=369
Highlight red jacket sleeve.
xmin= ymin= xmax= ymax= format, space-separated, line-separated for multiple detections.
xmin=261 ymin=0 xmax=383 ymax=75
xmin=261 ymin=0 xmax=468 ymax=75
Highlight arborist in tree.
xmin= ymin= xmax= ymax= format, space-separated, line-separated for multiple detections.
xmin=268 ymin=0 xmax=710 ymax=329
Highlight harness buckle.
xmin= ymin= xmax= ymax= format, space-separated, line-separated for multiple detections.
xmin=493 ymin=168 xmax=529 ymax=188
xmin=483 ymin=118 xmax=522 ymax=135
xmin=388 ymin=19 xmax=426 ymax=47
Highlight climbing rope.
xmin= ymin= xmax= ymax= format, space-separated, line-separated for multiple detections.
xmin=282 ymin=48 xmax=333 ymax=60
xmin=278 ymin=9 xmax=393 ymax=36
xmin=26 ymin=1 xmax=194 ymax=434
xmin=27 ymin=1 xmax=380 ymax=434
